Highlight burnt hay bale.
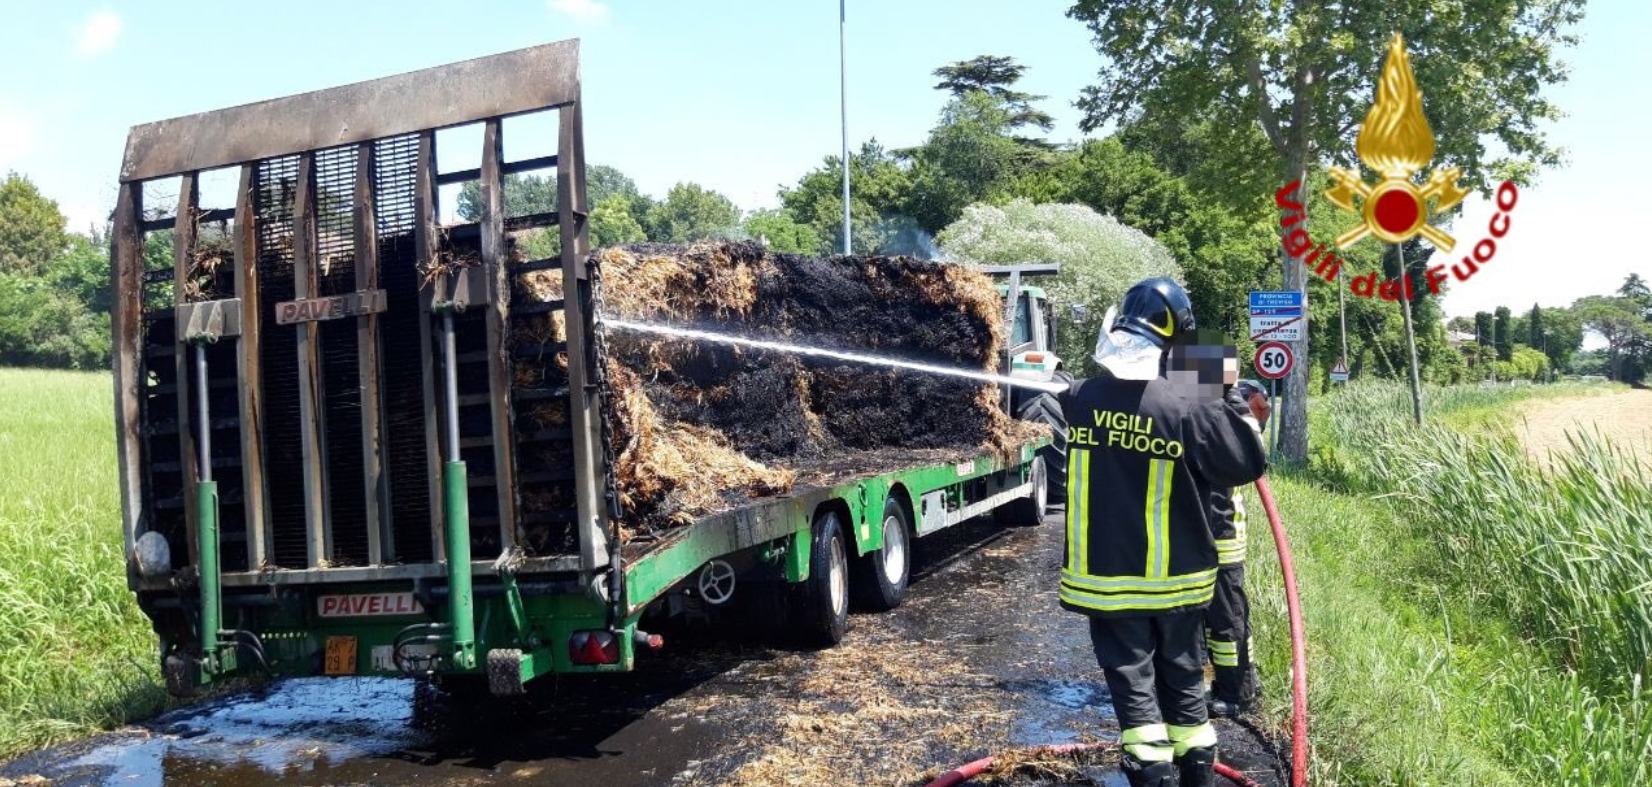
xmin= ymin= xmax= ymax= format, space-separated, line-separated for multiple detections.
xmin=504 ymin=239 xmax=1047 ymax=535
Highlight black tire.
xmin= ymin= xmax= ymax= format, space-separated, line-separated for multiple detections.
xmin=790 ymin=511 xmax=851 ymax=647
xmin=1016 ymin=371 xmax=1071 ymax=502
xmin=852 ymin=495 xmax=911 ymax=611
xmin=995 ymin=456 xmax=1049 ymax=526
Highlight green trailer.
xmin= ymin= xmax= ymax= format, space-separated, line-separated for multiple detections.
xmin=111 ymin=41 xmax=1056 ymax=697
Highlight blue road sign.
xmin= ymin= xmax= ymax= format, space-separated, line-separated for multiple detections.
xmin=1249 ymin=291 xmax=1305 ymax=310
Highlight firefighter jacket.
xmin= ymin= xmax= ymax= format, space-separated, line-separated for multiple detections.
xmin=1211 ymin=488 xmax=1248 ymax=566
xmin=1057 ymin=377 xmax=1268 ymax=618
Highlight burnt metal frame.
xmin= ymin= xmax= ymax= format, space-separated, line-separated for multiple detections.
xmin=112 ymin=40 xmax=608 ymax=590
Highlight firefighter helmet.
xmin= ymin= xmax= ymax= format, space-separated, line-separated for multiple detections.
xmin=1113 ymin=278 xmax=1196 ymax=347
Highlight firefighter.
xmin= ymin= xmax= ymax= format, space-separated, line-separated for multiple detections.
xmin=1058 ymin=279 xmax=1269 ymax=787
xmin=1205 ymin=378 xmax=1269 ymax=719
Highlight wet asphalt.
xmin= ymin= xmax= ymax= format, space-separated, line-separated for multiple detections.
xmin=1 ymin=512 xmax=1286 ymax=786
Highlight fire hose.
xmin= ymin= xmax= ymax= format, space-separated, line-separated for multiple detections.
xmin=921 ymin=476 xmax=1306 ymax=787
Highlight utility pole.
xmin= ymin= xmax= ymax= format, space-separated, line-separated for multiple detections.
xmin=1338 ymin=264 xmax=1349 ymax=381
xmin=1391 ymin=244 xmax=1424 ymax=425
xmin=839 ymin=0 xmax=851 ymax=256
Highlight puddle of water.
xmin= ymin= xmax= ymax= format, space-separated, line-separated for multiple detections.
xmin=46 ymin=678 xmax=425 ymax=787
xmin=1001 ymin=678 xmax=1116 ymax=747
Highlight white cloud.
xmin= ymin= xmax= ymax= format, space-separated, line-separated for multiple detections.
xmin=75 ymin=9 xmax=122 ymax=56
xmin=549 ymin=0 xmax=609 ymax=22
xmin=0 ymin=98 xmax=38 ymax=169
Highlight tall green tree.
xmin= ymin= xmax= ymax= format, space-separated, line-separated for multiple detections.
xmin=1474 ymin=312 xmax=1494 ymax=346
xmin=741 ymin=209 xmax=821 ymax=254
xmin=456 ymin=173 xmax=556 ymax=221
xmin=0 ymin=173 xmax=69 ymax=277
xmin=645 ymin=182 xmax=740 ymax=243
xmin=1528 ymin=303 xmax=1546 ymax=351
xmin=1574 ymin=296 xmax=1650 ymax=382
xmin=904 ymin=92 xmax=1034 ymax=233
xmin=933 ymin=55 xmax=1055 ymax=134
xmin=1067 ymin=0 xmax=1585 ymax=460
xmin=1494 ymin=306 xmax=1514 ymax=361
xmin=779 ymin=140 xmax=914 ymax=255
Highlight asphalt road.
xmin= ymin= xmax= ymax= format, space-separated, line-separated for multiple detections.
xmin=1 ymin=512 xmax=1286 ymax=787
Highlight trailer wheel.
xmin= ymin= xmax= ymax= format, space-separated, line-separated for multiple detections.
xmin=1016 ymin=371 xmax=1071 ymax=502
xmin=853 ymin=496 xmax=911 ymax=611
xmin=995 ymin=456 xmax=1049 ymax=527
xmin=162 ymin=649 xmax=198 ymax=699
xmin=791 ymin=511 xmax=850 ymax=647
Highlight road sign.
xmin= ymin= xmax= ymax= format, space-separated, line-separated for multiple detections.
xmin=1249 ymin=291 xmax=1306 ymax=342
xmin=1329 ymin=357 xmax=1350 ymax=382
xmin=1255 ymin=341 xmax=1294 ymax=380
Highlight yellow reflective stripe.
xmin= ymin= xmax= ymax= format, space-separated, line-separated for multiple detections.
xmin=1143 ymin=458 xmax=1173 ymax=578
xmin=1065 ymin=447 xmax=1079 ymax=572
xmin=1121 ymin=723 xmax=1170 ymax=745
xmin=1212 ymin=652 xmax=1240 ymax=667
xmin=1076 ymin=450 xmax=1091 ymax=574
xmin=1060 ymin=585 xmax=1215 ymax=612
xmin=1158 ymin=461 xmax=1173 ymax=577
xmin=1061 ymin=567 xmax=1217 ymax=593
xmin=1169 ymin=722 xmax=1218 ymax=756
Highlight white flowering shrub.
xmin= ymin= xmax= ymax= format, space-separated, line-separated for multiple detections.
xmin=938 ymin=199 xmax=1181 ymax=376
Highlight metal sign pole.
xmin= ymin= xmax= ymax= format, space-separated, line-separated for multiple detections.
xmin=1269 ymin=378 xmax=1278 ymax=461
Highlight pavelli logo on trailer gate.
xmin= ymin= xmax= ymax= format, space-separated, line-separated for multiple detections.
xmin=1274 ymin=33 xmax=1519 ymax=302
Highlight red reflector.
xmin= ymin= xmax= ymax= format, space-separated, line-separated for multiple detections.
xmin=569 ymin=630 xmax=620 ymax=665
xmin=1025 ymin=353 xmax=1045 ymax=364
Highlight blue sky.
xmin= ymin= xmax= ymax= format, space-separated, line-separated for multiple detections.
xmin=0 ymin=1 xmax=1644 ymax=322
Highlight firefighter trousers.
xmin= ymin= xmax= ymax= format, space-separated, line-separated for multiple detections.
xmin=1203 ymin=564 xmax=1257 ymax=704
xmin=1087 ymin=610 xmax=1209 ymax=731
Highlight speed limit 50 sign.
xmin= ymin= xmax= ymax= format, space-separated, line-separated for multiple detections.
xmin=1254 ymin=341 xmax=1294 ymax=380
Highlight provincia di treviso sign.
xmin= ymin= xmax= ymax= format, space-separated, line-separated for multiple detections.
xmin=1273 ymin=33 xmax=1520 ymax=303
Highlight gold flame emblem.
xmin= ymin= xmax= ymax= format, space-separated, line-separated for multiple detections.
xmin=1326 ymin=33 xmax=1468 ymax=251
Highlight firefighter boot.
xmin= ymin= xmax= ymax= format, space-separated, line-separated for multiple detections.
xmin=1120 ymin=724 xmax=1178 ymax=787
xmin=1175 ymin=745 xmax=1218 ymax=787
xmin=1120 ymin=755 xmax=1179 ymax=787
xmin=1169 ymin=722 xmax=1218 ymax=787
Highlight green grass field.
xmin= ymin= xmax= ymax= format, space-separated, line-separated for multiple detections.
xmin=0 ymin=368 xmax=164 ymax=758
xmin=1248 ymin=381 xmax=1652 ymax=786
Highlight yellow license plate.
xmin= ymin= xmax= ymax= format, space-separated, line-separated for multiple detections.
xmin=324 ymin=636 xmax=358 ymax=675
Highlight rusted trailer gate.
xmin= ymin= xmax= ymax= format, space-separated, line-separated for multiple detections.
xmin=113 ymin=41 xmax=611 ymax=683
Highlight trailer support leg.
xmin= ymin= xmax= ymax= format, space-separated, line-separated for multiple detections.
xmin=443 ymin=460 xmax=477 ymax=669
xmin=196 ymin=478 xmax=222 ymax=661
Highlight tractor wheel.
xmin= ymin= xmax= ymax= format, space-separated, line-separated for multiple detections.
xmin=1016 ymin=371 xmax=1071 ymax=504
xmin=852 ymin=495 xmax=911 ymax=611
xmin=790 ymin=511 xmax=850 ymax=647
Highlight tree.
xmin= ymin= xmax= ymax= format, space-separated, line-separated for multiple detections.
xmin=1067 ymin=0 xmax=1586 ymax=461
xmin=933 ymin=55 xmax=1055 ymax=133
xmin=780 ymin=140 xmax=914 ymax=255
xmin=1475 ymin=312 xmax=1494 ymax=346
xmin=456 ymin=173 xmax=556 ymax=222
xmin=1616 ymin=274 xmax=1652 ymax=382
xmin=587 ymin=165 xmax=655 ymax=237
xmin=1574 ymin=296 xmax=1650 ymax=381
xmin=1528 ymin=303 xmax=1545 ymax=351
xmin=937 ymin=199 xmax=1181 ymax=377
xmin=904 ymin=92 xmax=1036 ymax=233
xmin=1446 ymin=316 xmax=1474 ymax=334
xmin=645 ymin=183 xmax=740 ymax=243
xmin=590 ymin=194 xmax=647 ymax=248
xmin=741 ymin=209 xmax=821 ymax=254
xmin=0 ymin=172 xmax=69 ymax=277
xmin=1494 ymin=306 xmax=1514 ymax=361
xmin=1538 ymin=306 xmax=1584 ymax=374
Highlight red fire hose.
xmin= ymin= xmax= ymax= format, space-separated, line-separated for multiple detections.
xmin=921 ymin=476 xmax=1307 ymax=787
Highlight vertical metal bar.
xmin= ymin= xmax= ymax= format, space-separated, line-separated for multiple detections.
xmin=479 ymin=118 xmax=518 ymax=551
xmin=193 ymin=341 xmax=222 ymax=659
xmin=173 ymin=172 xmax=201 ymax=564
xmin=354 ymin=142 xmax=389 ymax=565
xmin=557 ymin=100 xmax=607 ymax=572
xmin=292 ymin=152 xmax=332 ymax=567
xmin=233 ymin=164 xmax=270 ymax=570
xmin=111 ymin=181 xmax=146 ymax=586
xmin=839 ymin=0 xmax=851 ymax=256
xmin=413 ymin=130 xmax=446 ymax=562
